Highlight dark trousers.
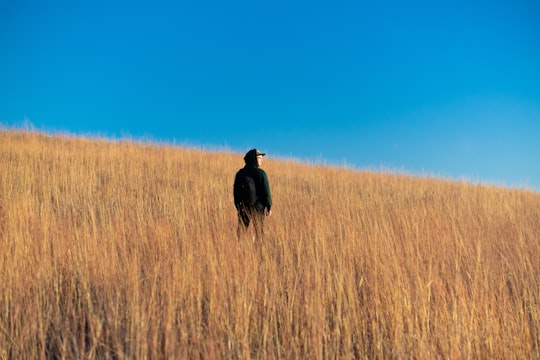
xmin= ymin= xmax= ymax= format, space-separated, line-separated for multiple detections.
xmin=237 ymin=206 xmax=265 ymax=241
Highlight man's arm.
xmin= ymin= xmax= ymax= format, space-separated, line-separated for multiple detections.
xmin=260 ymin=169 xmax=272 ymax=212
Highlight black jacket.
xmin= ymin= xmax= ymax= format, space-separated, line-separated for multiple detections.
xmin=234 ymin=153 xmax=272 ymax=211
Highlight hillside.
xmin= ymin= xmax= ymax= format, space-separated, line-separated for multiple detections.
xmin=1 ymin=130 xmax=539 ymax=359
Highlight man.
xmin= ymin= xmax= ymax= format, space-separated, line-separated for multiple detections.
xmin=233 ymin=148 xmax=272 ymax=240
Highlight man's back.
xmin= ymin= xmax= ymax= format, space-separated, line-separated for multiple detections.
xmin=234 ymin=165 xmax=271 ymax=211
xmin=234 ymin=167 xmax=258 ymax=208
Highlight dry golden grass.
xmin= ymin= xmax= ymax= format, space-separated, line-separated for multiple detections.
xmin=1 ymin=129 xmax=539 ymax=359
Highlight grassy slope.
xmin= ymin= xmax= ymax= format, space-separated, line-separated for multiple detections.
xmin=1 ymin=130 xmax=539 ymax=358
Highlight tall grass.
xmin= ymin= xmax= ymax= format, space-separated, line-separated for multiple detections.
xmin=1 ymin=129 xmax=539 ymax=359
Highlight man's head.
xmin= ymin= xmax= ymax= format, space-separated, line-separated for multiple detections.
xmin=244 ymin=148 xmax=266 ymax=166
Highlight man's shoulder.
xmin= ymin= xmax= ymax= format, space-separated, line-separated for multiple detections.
xmin=236 ymin=167 xmax=249 ymax=175
xmin=235 ymin=167 xmax=255 ymax=180
xmin=236 ymin=166 xmax=267 ymax=179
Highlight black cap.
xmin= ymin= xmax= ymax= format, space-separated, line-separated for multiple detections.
xmin=244 ymin=148 xmax=266 ymax=163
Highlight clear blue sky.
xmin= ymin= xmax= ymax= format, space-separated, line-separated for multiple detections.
xmin=1 ymin=0 xmax=539 ymax=190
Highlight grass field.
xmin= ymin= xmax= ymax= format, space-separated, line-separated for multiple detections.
xmin=1 ymin=129 xmax=539 ymax=359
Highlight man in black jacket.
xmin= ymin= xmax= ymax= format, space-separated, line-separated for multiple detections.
xmin=234 ymin=149 xmax=272 ymax=241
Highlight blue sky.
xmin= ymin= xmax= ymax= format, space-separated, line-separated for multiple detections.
xmin=1 ymin=0 xmax=539 ymax=190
